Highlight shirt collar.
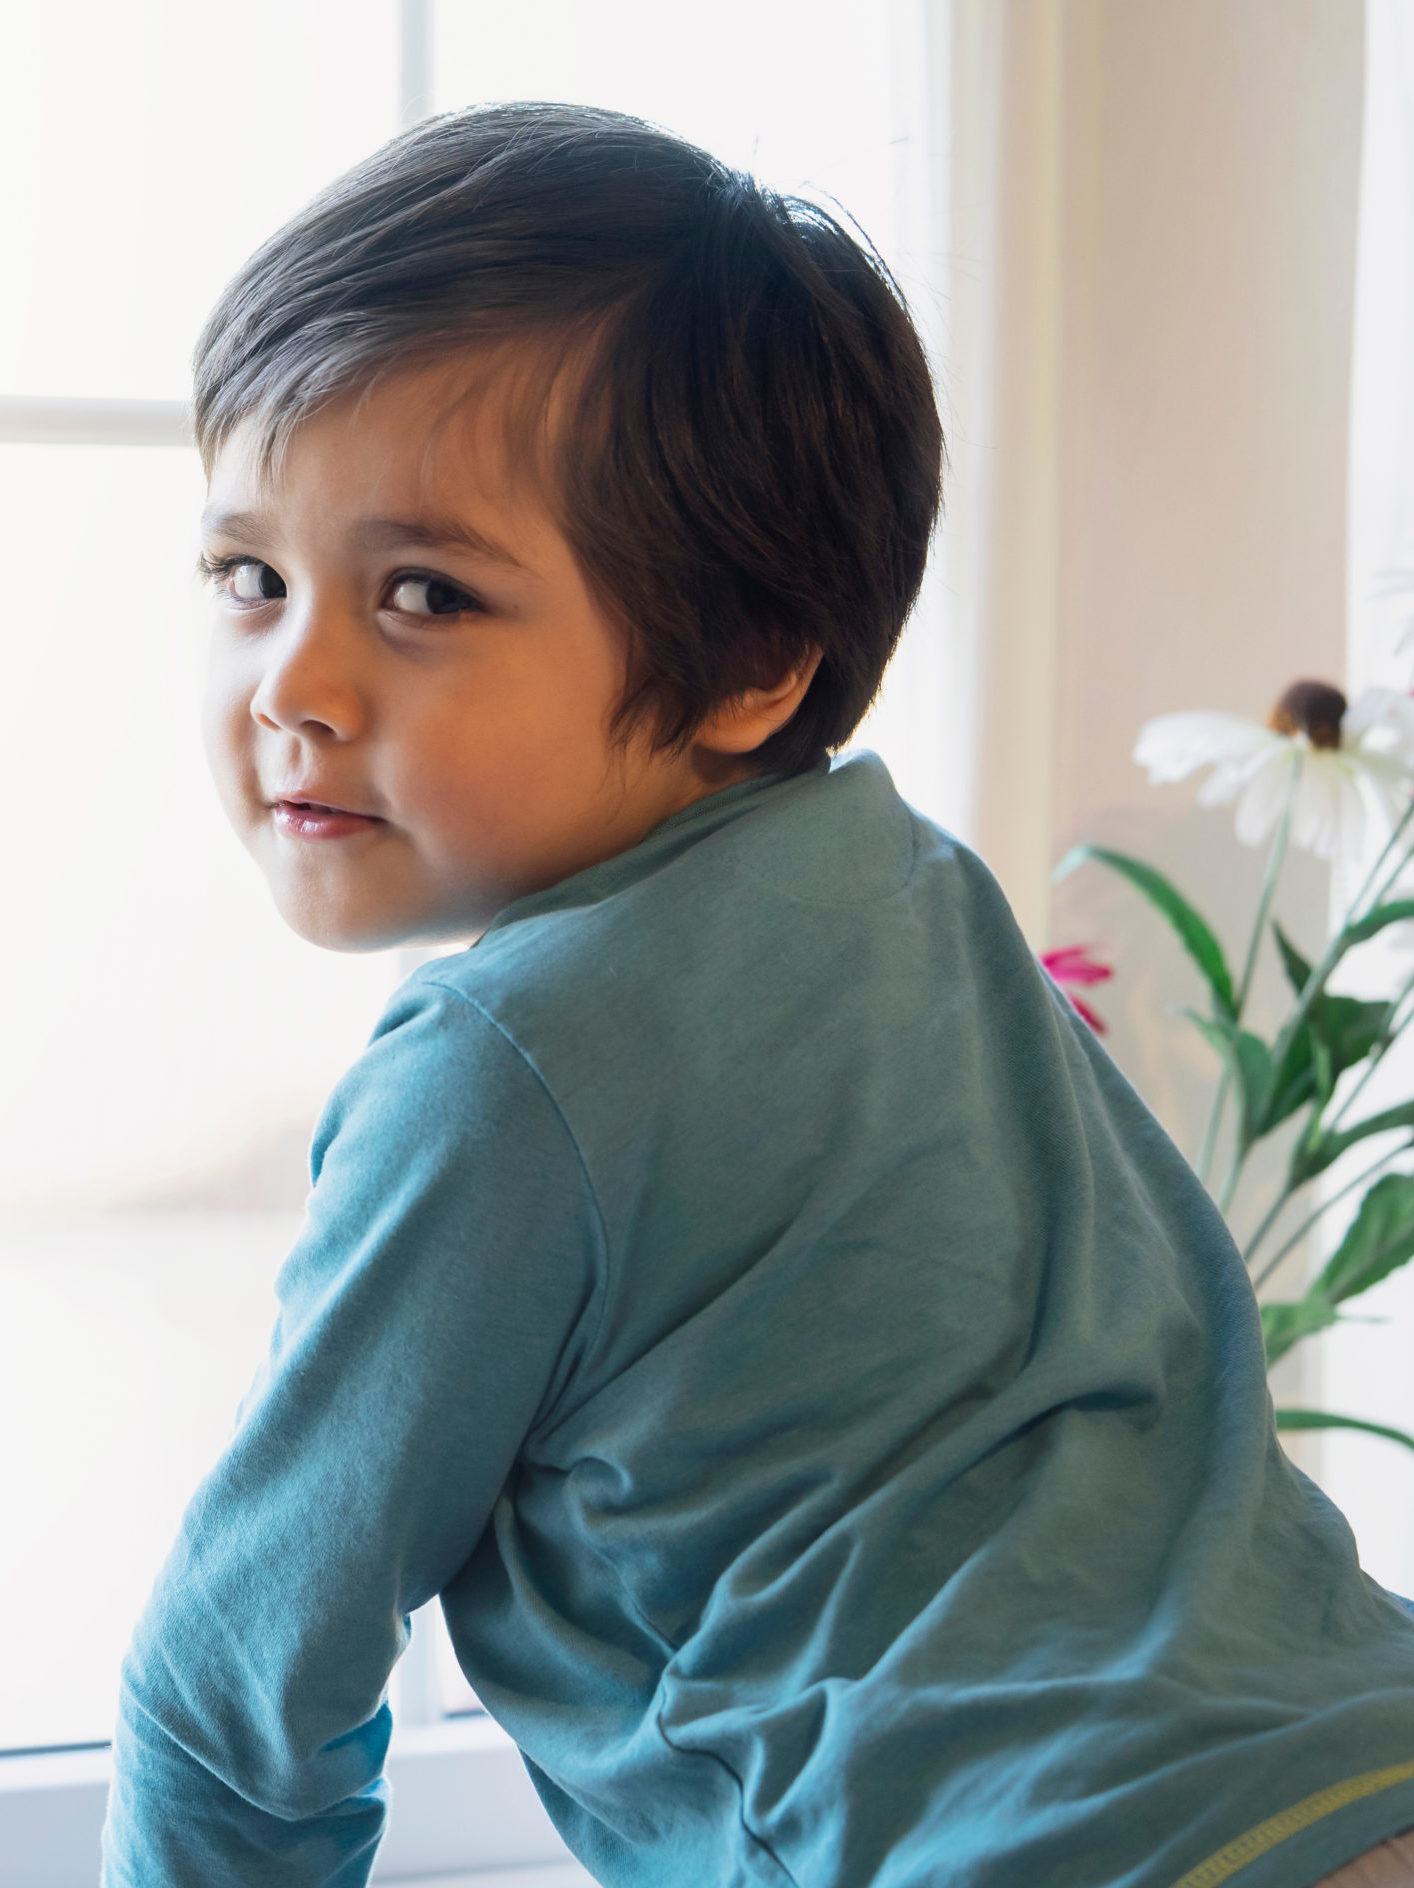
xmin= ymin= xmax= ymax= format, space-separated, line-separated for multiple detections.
xmin=478 ymin=754 xmax=834 ymax=941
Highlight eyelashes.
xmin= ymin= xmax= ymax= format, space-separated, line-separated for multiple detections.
xmin=195 ymin=553 xmax=486 ymax=619
xmin=194 ymin=551 xmax=248 ymax=586
xmin=386 ymin=573 xmax=486 ymax=618
xmin=197 ymin=553 xmax=287 ymax=603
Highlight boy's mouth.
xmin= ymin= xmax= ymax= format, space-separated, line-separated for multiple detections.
xmin=269 ymin=783 xmax=382 ymax=817
xmin=271 ymin=797 xmax=385 ymax=839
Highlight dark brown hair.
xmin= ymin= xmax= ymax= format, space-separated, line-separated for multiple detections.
xmin=192 ymin=102 xmax=946 ymax=776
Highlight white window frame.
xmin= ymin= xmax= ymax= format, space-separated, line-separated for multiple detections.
xmin=0 ymin=3 xmax=582 ymax=1877
xmin=0 ymin=1718 xmax=574 ymax=1886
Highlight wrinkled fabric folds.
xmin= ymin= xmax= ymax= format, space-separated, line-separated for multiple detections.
xmin=104 ymin=750 xmax=1414 ymax=1888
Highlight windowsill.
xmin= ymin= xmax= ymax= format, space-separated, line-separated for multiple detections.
xmin=0 ymin=1713 xmax=582 ymax=1886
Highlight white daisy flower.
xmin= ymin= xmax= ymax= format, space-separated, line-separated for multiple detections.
xmin=1134 ymin=679 xmax=1414 ymax=859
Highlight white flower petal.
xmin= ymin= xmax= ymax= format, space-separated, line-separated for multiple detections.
xmin=1233 ymin=749 xmax=1302 ymax=847
xmin=1353 ymin=746 xmax=1414 ymax=813
xmin=1133 ymin=711 xmax=1275 ymax=785
xmin=1346 ymin=688 xmax=1414 ymax=767
xmin=1342 ymin=686 xmax=1400 ymax=740
xmin=1334 ymin=765 xmax=1371 ymax=859
xmin=1345 ymin=685 xmax=1414 ymax=741
xmin=1194 ymin=737 xmax=1290 ymax=810
xmin=1292 ymin=755 xmax=1365 ymax=860
xmin=1133 ymin=694 xmax=1414 ymax=860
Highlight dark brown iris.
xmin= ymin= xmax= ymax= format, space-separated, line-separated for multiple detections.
xmin=1267 ymin=679 xmax=1347 ymax=749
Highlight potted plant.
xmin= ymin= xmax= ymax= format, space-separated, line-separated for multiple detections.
xmin=1049 ymin=678 xmax=1414 ymax=1453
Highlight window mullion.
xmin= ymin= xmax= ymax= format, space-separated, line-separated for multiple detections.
xmin=399 ymin=0 xmax=434 ymax=130
xmin=0 ymin=396 xmax=190 ymax=448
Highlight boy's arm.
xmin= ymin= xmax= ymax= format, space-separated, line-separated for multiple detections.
xmin=100 ymin=974 xmax=605 ymax=1888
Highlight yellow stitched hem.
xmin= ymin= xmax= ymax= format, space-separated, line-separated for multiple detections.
xmin=1169 ymin=1757 xmax=1414 ymax=1888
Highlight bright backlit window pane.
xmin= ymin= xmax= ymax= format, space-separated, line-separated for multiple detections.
xmin=4 ymin=1212 xmax=300 ymax=1749
xmin=431 ymin=1 xmax=900 ymax=269
xmin=0 ymin=0 xmax=399 ymax=399
xmin=0 ymin=444 xmax=407 ymax=1748
xmin=3 ymin=4 xmax=927 ymax=1757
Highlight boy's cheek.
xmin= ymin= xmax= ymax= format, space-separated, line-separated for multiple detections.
xmin=199 ymin=674 xmax=258 ymax=836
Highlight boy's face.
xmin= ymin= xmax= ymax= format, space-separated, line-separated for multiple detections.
xmin=200 ymin=356 xmax=787 ymax=952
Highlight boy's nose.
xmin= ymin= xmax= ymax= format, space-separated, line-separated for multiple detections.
xmin=249 ymin=609 xmax=368 ymax=742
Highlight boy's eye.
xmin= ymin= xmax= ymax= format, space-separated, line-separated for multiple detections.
xmin=387 ymin=574 xmax=482 ymax=618
xmin=229 ymin=559 xmax=287 ymax=602
xmin=200 ymin=555 xmax=287 ymax=603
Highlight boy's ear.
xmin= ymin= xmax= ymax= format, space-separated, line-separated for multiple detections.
xmin=692 ymin=650 xmax=824 ymax=757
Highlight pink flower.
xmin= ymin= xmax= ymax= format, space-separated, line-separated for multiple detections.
xmin=1040 ymin=944 xmax=1113 ymax=1034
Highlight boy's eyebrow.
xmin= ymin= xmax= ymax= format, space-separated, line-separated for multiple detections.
xmin=198 ymin=508 xmax=531 ymax=574
xmin=351 ymin=515 xmax=531 ymax=573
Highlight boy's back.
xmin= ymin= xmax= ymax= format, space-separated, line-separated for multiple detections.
xmin=106 ymin=751 xmax=1414 ymax=1887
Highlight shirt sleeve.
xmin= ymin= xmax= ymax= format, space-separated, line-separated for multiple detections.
xmin=100 ymin=971 xmax=606 ymax=1888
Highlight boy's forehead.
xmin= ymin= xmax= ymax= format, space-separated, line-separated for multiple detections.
xmin=206 ymin=350 xmax=566 ymax=545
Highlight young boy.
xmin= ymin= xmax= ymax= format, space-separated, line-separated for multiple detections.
xmin=101 ymin=103 xmax=1414 ymax=1888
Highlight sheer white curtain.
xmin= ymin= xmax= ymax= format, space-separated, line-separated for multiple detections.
xmin=1320 ymin=0 xmax=1414 ymax=1596
xmin=857 ymin=0 xmax=1065 ymax=944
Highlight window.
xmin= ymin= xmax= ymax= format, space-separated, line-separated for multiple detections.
xmin=0 ymin=1 xmax=928 ymax=1878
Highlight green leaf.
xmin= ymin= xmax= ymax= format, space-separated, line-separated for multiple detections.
xmin=1273 ymin=923 xmax=1317 ymax=999
xmin=1341 ymin=899 xmax=1414 ymax=950
xmin=1265 ymin=927 xmax=1323 ymax=1124
xmin=1291 ymin=1107 xmax=1414 ymax=1187
xmin=1261 ymin=1298 xmax=1339 ymax=1366
xmin=1261 ymin=1019 xmax=1318 ymax=1130
xmin=1316 ymin=993 xmax=1394 ymax=1070
xmin=1314 ymin=1171 xmax=1414 ymax=1305
xmin=1309 ymin=1031 xmax=1336 ymax=1113
xmin=1270 ymin=923 xmax=1392 ymax=1109
xmin=1054 ymin=845 xmax=1237 ymax=1020
xmin=1185 ymin=1012 xmax=1272 ymax=1147
xmin=1274 ymin=1408 xmax=1414 ymax=1454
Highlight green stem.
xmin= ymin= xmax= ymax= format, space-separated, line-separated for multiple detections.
xmin=1218 ymin=1138 xmax=1244 ymax=1215
xmin=1221 ymin=789 xmax=1414 ymax=1261
xmin=1209 ymin=767 xmax=1300 ymax=1208
xmin=1250 ymin=1138 xmax=1412 ymax=1293
xmin=1342 ymin=791 xmax=1414 ymax=928
xmin=1326 ymin=963 xmax=1414 ymax=1134
xmin=1269 ymin=935 xmax=1355 ymax=1123
xmin=1237 ymin=772 xmax=1298 ymax=1015
xmin=1242 ymin=1189 xmax=1291 ymax=1269
xmin=1196 ymin=1072 xmax=1229 ymax=1187
xmin=1247 ymin=797 xmax=1414 ymax=1221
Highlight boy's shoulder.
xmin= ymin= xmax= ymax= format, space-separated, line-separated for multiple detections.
xmin=418 ymin=749 xmax=952 ymax=1010
xmin=399 ymin=749 xmax=1023 ymax=1106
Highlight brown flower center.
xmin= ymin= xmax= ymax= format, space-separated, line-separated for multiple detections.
xmin=1267 ymin=679 xmax=1347 ymax=749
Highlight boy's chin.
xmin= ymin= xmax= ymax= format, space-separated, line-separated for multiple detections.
xmin=272 ymin=889 xmax=423 ymax=955
xmin=271 ymin=887 xmax=484 ymax=956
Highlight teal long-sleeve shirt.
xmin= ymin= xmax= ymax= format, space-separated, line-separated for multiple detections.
xmin=103 ymin=750 xmax=1414 ymax=1888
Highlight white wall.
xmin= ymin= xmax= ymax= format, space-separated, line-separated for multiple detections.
xmin=1036 ymin=0 xmax=1361 ymax=1306
xmin=1044 ymin=0 xmax=1368 ymax=1500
